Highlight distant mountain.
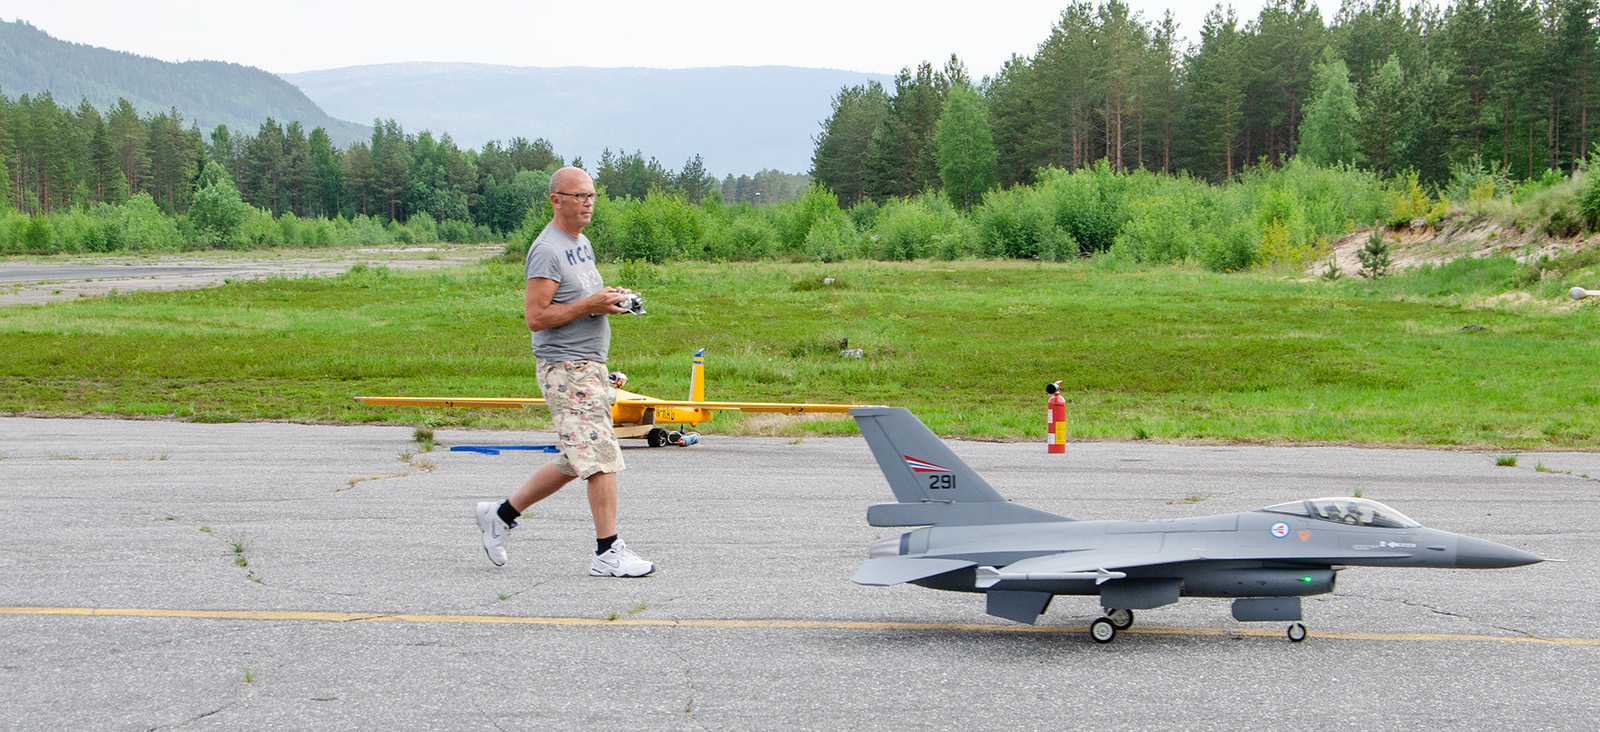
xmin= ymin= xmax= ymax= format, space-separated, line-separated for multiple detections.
xmin=0 ymin=20 xmax=368 ymax=145
xmin=281 ymin=63 xmax=893 ymax=177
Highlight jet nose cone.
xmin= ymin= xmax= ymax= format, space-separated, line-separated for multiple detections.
xmin=1455 ymin=536 xmax=1545 ymax=569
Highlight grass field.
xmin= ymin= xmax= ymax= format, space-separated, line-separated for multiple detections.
xmin=4 ymin=255 xmax=1600 ymax=448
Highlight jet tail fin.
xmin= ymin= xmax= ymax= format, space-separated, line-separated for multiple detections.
xmin=850 ymin=406 xmax=1072 ymax=527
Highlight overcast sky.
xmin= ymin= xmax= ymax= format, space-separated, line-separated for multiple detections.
xmin=6 ymin=1 xmax=1319 ymax=78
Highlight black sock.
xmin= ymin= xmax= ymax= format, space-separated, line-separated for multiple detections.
xmin=596 ymin=534 xmax=618 ymax=555
xmin=497 ymin=501 xmax=521 ymax=526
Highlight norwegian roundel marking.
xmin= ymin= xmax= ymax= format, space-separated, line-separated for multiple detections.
xmin=1270 ymin=522 xmax=1291 ymax=538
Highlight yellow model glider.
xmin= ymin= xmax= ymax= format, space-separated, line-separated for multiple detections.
xmin=354 ymin=349 xmax=866 ymax=446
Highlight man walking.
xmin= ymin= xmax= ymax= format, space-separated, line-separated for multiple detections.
xmin=475 ymin=166 xmax=654 ymax=577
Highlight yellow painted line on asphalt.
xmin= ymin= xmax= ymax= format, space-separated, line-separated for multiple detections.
xmin=2 ymin=606 xmax=1596 ymax=646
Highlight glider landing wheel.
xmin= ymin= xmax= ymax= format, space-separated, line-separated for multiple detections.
xmin=1090 ymin=617 xmax=1117 ymax=644
xmin=1104 ymin=608 xmax=1134 ymax=630
xmin=1287 ymin=623 xmax=1308 ymax=643
xmin=646 ymin=428 xmax=667 ymax=448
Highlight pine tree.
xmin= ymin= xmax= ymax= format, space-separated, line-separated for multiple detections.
xmin=307 ymin=127 xmax=342 ymax=218
xmin=106 ymin=98 xmax=147 ymax=198
xmin=809 ymin=82 xmax=888 ymax=205
xmin=1182 ymin=7 xmax=1248 ymax=180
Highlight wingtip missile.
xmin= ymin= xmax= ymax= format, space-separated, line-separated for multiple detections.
xmin=976 ymin=566 xmax=1128 ymax=589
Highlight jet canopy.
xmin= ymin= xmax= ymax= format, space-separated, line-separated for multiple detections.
xmin=1259 ymin=497 xmax=1422 ymax=529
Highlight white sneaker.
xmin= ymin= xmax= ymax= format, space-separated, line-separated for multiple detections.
xmin=589 ymin=539 xmax=654 ymax=577
xmin=476 ymin=501 xmax=515 ymax=567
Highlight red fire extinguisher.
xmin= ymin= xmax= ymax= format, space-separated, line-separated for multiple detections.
xmin=1046 ymin=381 xmax=1065 ymax=454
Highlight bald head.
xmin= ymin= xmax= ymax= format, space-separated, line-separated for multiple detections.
xmin=550 ymin=166 xmax=592 ymax=195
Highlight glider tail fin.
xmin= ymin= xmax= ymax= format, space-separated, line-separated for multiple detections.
xmin=850 ymin=406 xmax=1071 ymax=527
xmin=689 ymin=348 xmax=706 ymax=402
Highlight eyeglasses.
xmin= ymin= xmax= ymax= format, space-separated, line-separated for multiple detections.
xmin=554 ymin=192 xmax=597 ymax=203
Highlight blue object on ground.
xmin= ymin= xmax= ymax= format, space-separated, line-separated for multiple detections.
xmin=449 ymin=445 xmax=561 ymax=455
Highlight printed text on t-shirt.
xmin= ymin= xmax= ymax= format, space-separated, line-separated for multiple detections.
xmin=565 ymin=242 xmax=595 ymax=266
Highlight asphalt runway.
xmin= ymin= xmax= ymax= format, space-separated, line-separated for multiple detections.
xmin=0 ymin=247 xmax=497 ymax=306
xmin=1 ymin=416 xmax=1595 ymax=730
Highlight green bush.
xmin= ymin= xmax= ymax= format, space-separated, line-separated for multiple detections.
xmin=1111 ymin=176 xmax=1235 ymax=266
xmin=188 ymin=162 xmax=252 ymax=247
xmin=705 ymin=215 xmax=776 ymax=261
xmin=973 ymin=185 xmax=1074 ymax=260
xmin=1384 ymin=169 xmax=1449 ymax=227
xmin=1200 ymin=220 xmax=1262 ymax=272
xmin=847 ymin=200 xmax=880 ymax=232
xmin=1036 ymin=163 xmax=1137 ymax=253
xmin=1242 ymin=159 xmax=1385 ymax=240
xmin=116 ymin=194 xmax=186 ymax=251
xmin=21 ymin=214 xmax=56 ymax=253
xmin=1580 ymin=170 xmax=1600 ymax=233
xmin=398 ymin=213 xmax=438 ymax=245
xmin=438 ymin=218 xmax=496 ymax=243
xmin=932 ymin=218 xmax=979 ymax=260
xmin=1250 ymin=185 xmax=1322 ymax=268
xmin=774 ymin=185 xmax=843 ymax=254
xmin=1442 ymin=154 xmax=1510 ymax=208
xmin=236 ymin=208 xmax=286 ymax=250
xmin=603 ymin=190 xmax=708 ymax=263
xmin=0 ymin=211 xmax=29 ymax=254
xmin=334 ymin=215 xmax=393 ymax=247
xmin=872 ymin=194 xmax=966 ymax=261
xmin=802 ymin=213 xmax=858 ymax=263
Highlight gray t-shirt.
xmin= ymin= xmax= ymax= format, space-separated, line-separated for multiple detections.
xmin=524 ymin=223 xmax=609 ymax=363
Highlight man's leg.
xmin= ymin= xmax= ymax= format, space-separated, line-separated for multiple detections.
xmin=512 ymin=462 xmax=577 ymax=513
xmin=586 ymin=470 xmax=653 ymax=577
xmin=585 ymin=471 xmax=617 ymax=539
xmin=478 ymin=462 xmax=576 ymax=567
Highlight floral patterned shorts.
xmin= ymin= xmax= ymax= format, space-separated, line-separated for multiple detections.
xmin=535 ymin=358 xmax=625 ymax=479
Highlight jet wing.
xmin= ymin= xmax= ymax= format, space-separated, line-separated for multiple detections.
xmin=991 ymin=546 xmax=1414 ymax=579
xmin=852 ymin=556 xmax=976 ymax=586
xmin=352 ymin=395 xmax=862 ymax=413
xmin=997 ymin=548 xmax=1193 ymax=576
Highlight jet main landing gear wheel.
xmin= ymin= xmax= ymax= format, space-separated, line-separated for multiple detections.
xmin=1090 ymin=617 xmax=1117 ymax=643
xmin=1104 ymin=608 xmax=1134 ymax=630
xmin=646 ymin=428 xmax=668 ymax=448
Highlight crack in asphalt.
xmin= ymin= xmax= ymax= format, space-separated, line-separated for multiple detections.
xmin=148 ymin=700 xmax=240 ymax=730
xmin=1356 ymin=591 xmax=1540 ymax=638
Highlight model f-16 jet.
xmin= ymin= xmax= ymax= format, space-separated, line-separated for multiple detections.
xmin=848 ymin=407 xmax=1548 ymax=643
xmin=355 ymin=349 xmax=863 ymax=447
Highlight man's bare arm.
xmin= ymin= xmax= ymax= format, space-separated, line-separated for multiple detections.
xmin=524 ymin=278 xmax=630 ymax=332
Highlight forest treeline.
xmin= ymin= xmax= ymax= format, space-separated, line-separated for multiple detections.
xmin=0 ymin=87 xmax=806 ymax=225
xmin=813 ymin=0 xmax=1600 ymax=202
xmin=8 ymin=0 xmax=1600 ymax=272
